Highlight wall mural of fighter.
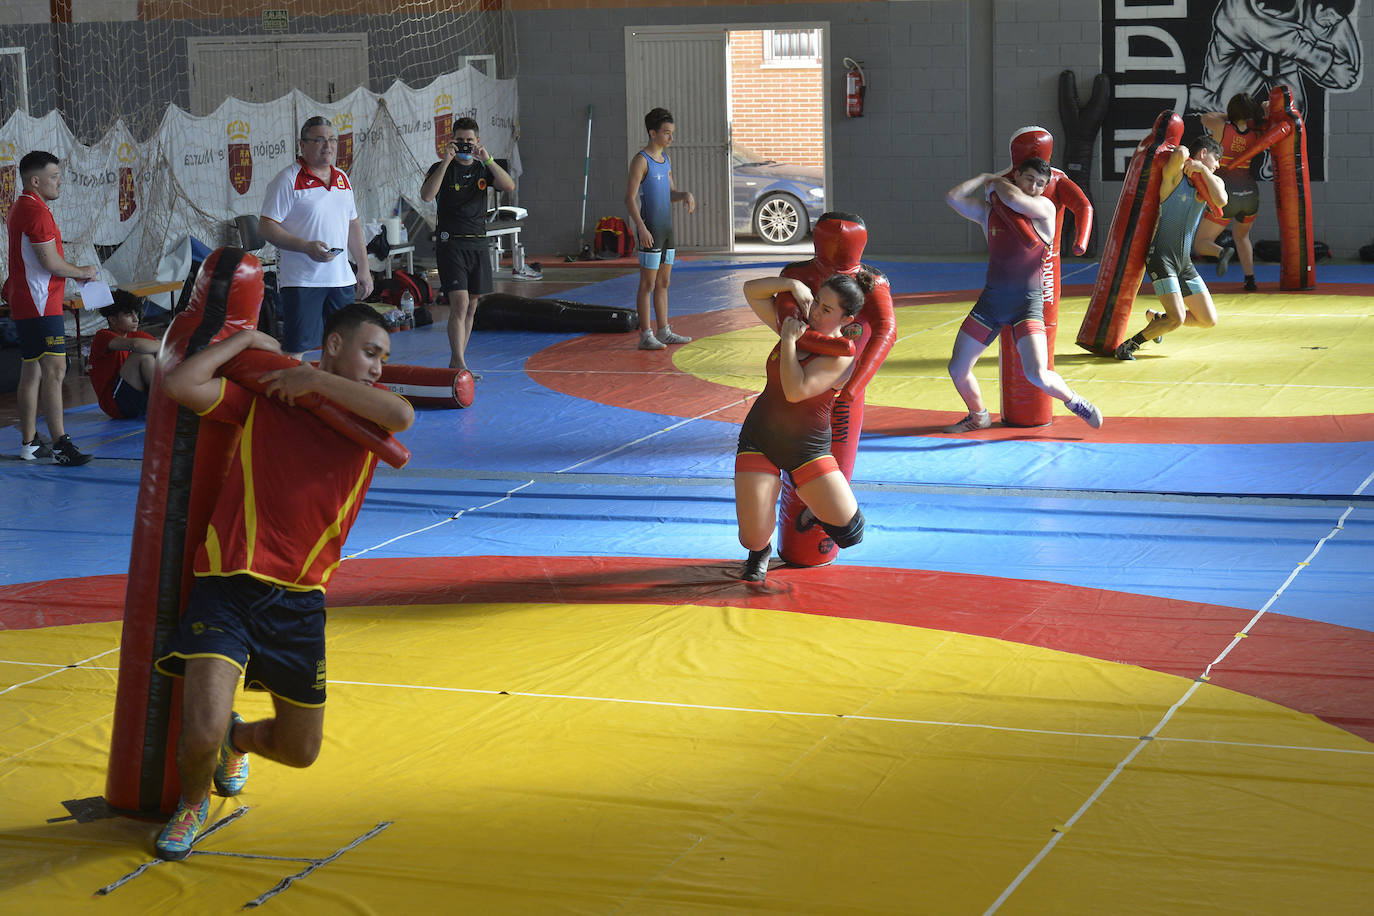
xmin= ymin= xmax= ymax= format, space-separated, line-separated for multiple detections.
xmin=1103 ymin=0 xmax=1364 ymax=181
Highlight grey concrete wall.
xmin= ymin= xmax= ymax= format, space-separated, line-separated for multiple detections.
xmin=513 ymin=0 xmax=1374 ymax=258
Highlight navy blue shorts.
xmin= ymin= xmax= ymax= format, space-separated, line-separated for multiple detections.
xmin=155 ymin=574 xmax=329 ymax=707
xmin=112 ymin=377 xmax=148 ymax=418
xmin=280 ymin=285 xmax=355 ymax=354
xmin=17 ymin=315 xmax=66 ymax=361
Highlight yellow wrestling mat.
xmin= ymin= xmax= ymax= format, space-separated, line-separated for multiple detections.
xmin=679 ymin=292 xmax=1374 ymax=420
xmin=3 ymin=601 xmax=1372 ymax=913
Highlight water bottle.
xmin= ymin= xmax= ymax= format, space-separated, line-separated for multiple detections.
xmin=400 ymin=291 xmax=415 ymax=325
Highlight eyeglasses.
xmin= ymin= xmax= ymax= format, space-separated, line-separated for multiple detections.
xmin=301 ymin=136 xmax=337 ymax=146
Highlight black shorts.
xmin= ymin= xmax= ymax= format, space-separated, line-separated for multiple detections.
xmin=112 ymin=377 xmax=148 ymax=418
xmin=436 ymin=240 xmax=493 ymax=297
xmin=17 ymin=315 xmax=66 ymax=361
xmin=155 ymin=574 xmax=329 ymax=707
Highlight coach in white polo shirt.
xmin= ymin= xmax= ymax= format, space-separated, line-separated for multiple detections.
xmin=258 ymin=116 xmax=374 ymax=358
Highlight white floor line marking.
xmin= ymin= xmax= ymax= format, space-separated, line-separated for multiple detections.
xmin=983 ymin=484 xmax=1370 ymax=914
xmin=0 ymin=647 xmax=117 ymax=696
xmin=983 ymin=681 xmax=1205 ymax=915
xmin=343 ymin=480 xmax=536 ymax=560
xmin=326 ymin=679 xmax=1373 ymax=756
xmin=347 ymin=395 xmax=755 ymax=559
xmin=553 ymin=395 xmax=756 ymax=475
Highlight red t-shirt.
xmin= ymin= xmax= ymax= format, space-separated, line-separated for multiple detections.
xmin=88 ymin=328 xmax=157 ymax=418
xmin=193 ymin=378 xmax=382 ymax=592
xmin=3 ymin=191 xmax=64 ymax=319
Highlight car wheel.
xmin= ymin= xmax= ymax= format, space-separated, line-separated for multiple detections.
xmin=753 ymin=193 xmax=807 ymax=245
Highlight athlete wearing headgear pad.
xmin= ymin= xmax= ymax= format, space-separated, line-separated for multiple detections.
xmin=770 ymin=212 xmax=895 ymax=567
xmin=992 ymin=126 xmax=1094 ymax=427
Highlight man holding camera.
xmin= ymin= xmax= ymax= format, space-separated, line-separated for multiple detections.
xmin=420 ymin=117 xmax=515 ymax=377
xmin=259 ymin=116 xmax=373 ymax=360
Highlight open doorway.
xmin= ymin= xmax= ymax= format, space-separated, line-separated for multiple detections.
xmin=727 ymin=27 xmax=828 ymax=252
xmin=624 ymin=23 xmax=829 ymax=255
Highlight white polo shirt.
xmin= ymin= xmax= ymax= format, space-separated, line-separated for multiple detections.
xmin=260 ymin=158 xmax=358 ymax=288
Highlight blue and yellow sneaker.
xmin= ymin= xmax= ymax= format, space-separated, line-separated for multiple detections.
xmin=213 ymin=712 xmax=249 ymax=796
xmin=155 ymin=796 xmax=209 ymax=861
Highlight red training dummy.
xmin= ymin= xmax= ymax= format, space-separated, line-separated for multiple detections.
xmin=772 ymin=212 xmax=895 ymax=566
xmin=1076 ymin=111 xmax=1184 ymax=356
xmin=1226 ymin=85 xmax=1315 ymax=291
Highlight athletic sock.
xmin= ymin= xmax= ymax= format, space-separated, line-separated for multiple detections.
xmin=1131 ymin=332 xmax=1148 ymax=345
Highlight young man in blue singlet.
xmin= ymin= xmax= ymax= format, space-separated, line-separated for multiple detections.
xmin=624 ymin=107 xmax=696 ymax=351
xmin=1116 ymin=135 xmax=1228 ymax=360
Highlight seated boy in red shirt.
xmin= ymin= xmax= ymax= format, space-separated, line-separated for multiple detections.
xmin=88 ymin=295 xmax=158 ymax=419
xmin=151 ymin=302 xmax=414 ymax=861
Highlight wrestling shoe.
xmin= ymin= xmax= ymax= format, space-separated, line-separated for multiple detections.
xmin=1244 ymin=277 xmax=1257 ymax=292
xmin=638 ymin=331 xmax=666 ymax=350
xmin=1145 ymin=310 xmax=1164 ymax=343
xmin=19 ymin=438 xmax=52 ymax=461
xmin=741 ymin=544 xmax=772 ymax=582
xmin=213 ymin=712 xmax=249 ymax=796
xmin=1114 ymin=339 xmax=1140 ymax=361
xmin=941 ymin=410 xmax=991 ymax=433
xmin=657 ymin=328 xmax=692 ymax=345
xmin=51 ymin=435 xmax=92 ymax=466
xmin=155 ymin=796 xmax=210 ymax=861
xmin=1217 ymin=244 xmax=1236 ymax=278
xmin=1066 ymin=395 xmax=1104 ymax=429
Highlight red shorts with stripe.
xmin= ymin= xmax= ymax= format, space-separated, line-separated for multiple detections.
xmin=959 ymin=314 xmax=1045 ymax=347
xmin=735 ymin=450 xmax=839 ymax=486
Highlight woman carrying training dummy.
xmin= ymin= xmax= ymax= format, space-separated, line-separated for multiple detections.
xmin=733 ymin=273 xmax=870 ymax=583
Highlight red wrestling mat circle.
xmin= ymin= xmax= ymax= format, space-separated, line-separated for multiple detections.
xmin=4 ymin=555 xmax=1369 ymax=743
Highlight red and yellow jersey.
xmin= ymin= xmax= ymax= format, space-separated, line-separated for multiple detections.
xmin=193 ymin=378 xmax=381 ymax=592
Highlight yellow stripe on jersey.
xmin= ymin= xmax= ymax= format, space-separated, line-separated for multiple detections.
xmin=299 ymin=453 xmax=378 ymax=586
xmin=241 ymin=399 xmax=259 ymax=572
xmin=202 ymin=524 xmax=222 ymax=574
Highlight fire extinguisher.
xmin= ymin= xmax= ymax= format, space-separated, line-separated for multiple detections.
xmin=844 ymin=57 xmax=866 ymax=118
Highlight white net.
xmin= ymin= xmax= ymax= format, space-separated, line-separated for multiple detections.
xmin=0 ymin=2 xmax=517 ymax=327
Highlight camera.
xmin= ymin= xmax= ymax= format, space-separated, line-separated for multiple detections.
xmin=454 ymin=139 xmax=474 ymax=154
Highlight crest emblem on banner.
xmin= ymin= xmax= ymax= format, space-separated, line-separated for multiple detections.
xmin=434 ymin=93 xmax=453 ymax=158
xmin=117 ymin=142 xmax=137 ymax=221
xmin=0 ymin=142 xmax=16 ymax=227
xmin=227 ymin=120 xmax=252 ymax=196
xmin=333 ymin=113 xmax=354 ymax=172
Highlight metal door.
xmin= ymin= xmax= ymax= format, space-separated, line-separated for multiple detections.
xmin=624 ymin=27 xmax=731 ymax=250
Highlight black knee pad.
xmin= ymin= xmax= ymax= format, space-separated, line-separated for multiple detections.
xmin=820 ymin=509 xmax=865 ymax=548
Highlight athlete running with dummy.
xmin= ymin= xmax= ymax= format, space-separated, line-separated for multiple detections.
xmin=1116 ymin=136 xmax=1228 ymax=360
xmin=943 ymin=158 xmax=1102 ymax=431
xmin=734 ymin=274 xmax=870 ymax=583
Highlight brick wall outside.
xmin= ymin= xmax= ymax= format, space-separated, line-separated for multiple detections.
xmin=728 ymin=30 xmax=823 ymax=169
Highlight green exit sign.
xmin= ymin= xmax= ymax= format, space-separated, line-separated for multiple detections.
xmin=263 ymin=10 xmax=288 ymax=32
